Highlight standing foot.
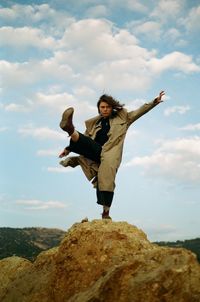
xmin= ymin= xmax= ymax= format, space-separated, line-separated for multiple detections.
xmin=102 ymin=210 xmax=112 ymax=220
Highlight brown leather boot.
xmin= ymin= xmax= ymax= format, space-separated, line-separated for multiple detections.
xmin=102 ymin=210 xmax=112 ymax=220
xmin=60 ymin=107 xmax=75 ymax=135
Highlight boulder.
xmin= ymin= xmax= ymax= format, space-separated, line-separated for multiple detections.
xmin=0 ymin=220 xmax=200 ymax=302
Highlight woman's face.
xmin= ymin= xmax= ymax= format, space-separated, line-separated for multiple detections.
xmin=99 ymin=101 xmax=113 ymax=118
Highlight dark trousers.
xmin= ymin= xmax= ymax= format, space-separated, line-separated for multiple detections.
xmin=68 ymin=132 xmax=114 ymax=207
xmin=68 ymin=132 xmax=102 ymax=162
xmin=96 ymin=187 xmax=114 ymax=207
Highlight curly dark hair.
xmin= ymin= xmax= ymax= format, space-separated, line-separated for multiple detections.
xmin=97 ymin=94 xmax=124 ymax=113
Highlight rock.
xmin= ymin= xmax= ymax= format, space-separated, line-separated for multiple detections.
xmin=0 ymin=256 xmax=32 ymax=301
xmin=0 ymin=220 xmax=200 ymax=302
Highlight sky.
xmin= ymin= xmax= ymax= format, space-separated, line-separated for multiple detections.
xmin=0 ymin=0 xmax=200 ymax=242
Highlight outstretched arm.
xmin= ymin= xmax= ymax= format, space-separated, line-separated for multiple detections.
xmin=127 ymin=90 xmax=165 ymax=126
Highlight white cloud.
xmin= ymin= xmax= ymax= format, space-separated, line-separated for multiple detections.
xmin=158 ymin=137 xmax=200 ymax=156
xmin=163 ymin=28 xmax=187 ymax=47
xmin=16 ymin=199 xmax=67 ymax=210
xmin=127 ymin=19 xmax=186 ymax=46
xmin=0 ymin=60 xmax=36 ymax=89
xmin=4 ymin=103 xmax=32 ymax=112
xmin=1 ymin=98 xmax=34 ymax=113
xmin=3 ymin=88 xmax=97 ymax=124
xmin=59 ymin=20 xmax=147 ymax=71
xmin=86 ymin=60 xmax=152 ymax=92
xmin=164 ymin=28 xmax=181 ymax=40
xmin=0 ymin=26 xmax=56 ymax=49
xmin=57 ymin=18 xmax=153 ymax=91
xmin=126 ymin=128 xmax=139 ymax=139
xmin=126 ymin=0 xmax=147 ymax=13
xmin=35 ymin=92 xmax=75 ymax=112
xmin=109 ymin=0 xmax=147 ymax=13
xmin=18 ymin=125 xmax=66 ymax=141
xmin=182 ymin=5 xmax=200 ymax=33
xmin=0 ymin=6 xmax=17 ymax=20
xmin=58 ymin=20 xmax=156 ymax=90
xmin=0 ymin=126 xmax=8 ymax=132
xmin=165 ymin=28 xmax=181 ymax=40
xmin=180 ymin=123 xmax=200 ymax=131
xmin=0 ymin=4 xmax=74 ymax=31
xmin=0 ymin=60 xmax=33 ymax=89
xmin=164 ymin=105 xmax=190 ymax=116
xmin=130 ymin=21 xmax=162 ymax=40
xmin=148 ymin=51 xmax=200 ymax=74
xmin=59 ymin=19 xmax=131 ymax=63
xmin=0 ymin=56 xmax=73 ymax=90
xmin=0 ymin=17 xmax=199 ymax=96
xmin=151 ymin=0 xmax=184 ymax=20
xmin=85 ymin=5 xmax=108 ymax=17
xmin=73 ymin=85 xmax=96 ymax=100
xmin=0 ymin=4 xmax=36 ymax=21
xmin=126 ymin=98 xmax=147 ymax=111
xmin=35 ymin=91 xmax=97 ymax=120
xmin=124 ymin=136 xmax=200 ymax=183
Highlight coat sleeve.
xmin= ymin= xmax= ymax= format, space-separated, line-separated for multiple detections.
xmin=127 ymin=99 xmax=159 ymax=126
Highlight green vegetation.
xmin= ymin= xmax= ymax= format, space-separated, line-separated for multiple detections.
xmin=0 ymin=227 xmax=65 ymax=261
xmin=155 ymin=238 xmax=200 ymax=263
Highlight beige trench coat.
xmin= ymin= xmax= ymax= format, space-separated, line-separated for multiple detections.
xmin=60 ymin=99 xmax=159 ymax=191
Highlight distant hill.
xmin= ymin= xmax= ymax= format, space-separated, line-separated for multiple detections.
xmin=0 ymin=227 xmax=199 ymax=263
xmin=0 ymin=227 xmax=65 ymax=261
xmin=155 ymin=238 xmax=200 ymax=263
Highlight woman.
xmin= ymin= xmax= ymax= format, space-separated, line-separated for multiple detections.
xmin=59 ymin=91 xmax=165 ymax=219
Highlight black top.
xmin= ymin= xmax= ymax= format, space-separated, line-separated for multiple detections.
xmin=95 ymin=118 xmax=110 ymax=146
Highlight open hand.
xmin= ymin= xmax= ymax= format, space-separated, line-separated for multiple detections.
xmin=156 ymin=90 xmax=165 ymax=103
xmin=59 ymin=149 xmax=70 ymax=158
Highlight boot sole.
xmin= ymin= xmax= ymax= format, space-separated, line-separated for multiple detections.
xmin=60 ymin=107 xmax=74 ymax=130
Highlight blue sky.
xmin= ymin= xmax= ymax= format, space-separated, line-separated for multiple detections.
xmin=0 ymin=0 xmax=200 ymax=241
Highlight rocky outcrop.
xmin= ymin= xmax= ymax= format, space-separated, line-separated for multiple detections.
xmin=0 ymin=220 xmax=200 ymax=302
